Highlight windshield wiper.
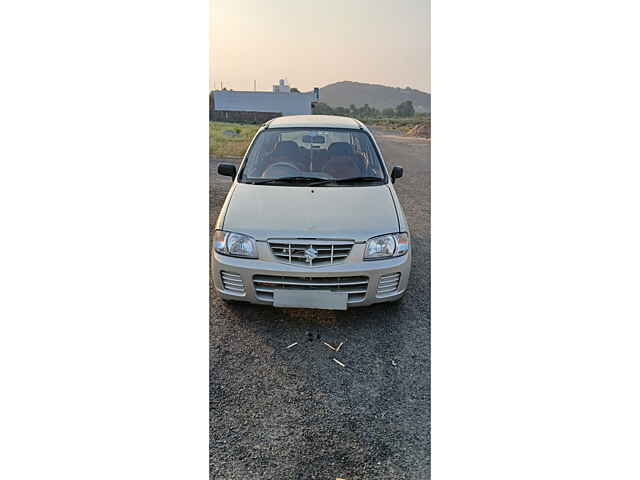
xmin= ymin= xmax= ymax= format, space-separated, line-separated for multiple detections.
xmin=320 ymin=176 xmax=384 ymax=185
xmin=250 ymin=176 xmax=329 ymax=185
xmin=249 ymin=176 xmax=384 ymax=186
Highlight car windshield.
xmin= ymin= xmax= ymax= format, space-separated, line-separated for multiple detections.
xmin=238 ymin=128 xmax=387 ymax=185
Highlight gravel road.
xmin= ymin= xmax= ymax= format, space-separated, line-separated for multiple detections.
xmin=210 ymin=129 xmax=430 ymax=479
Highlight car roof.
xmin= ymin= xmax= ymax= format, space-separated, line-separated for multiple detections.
xmin=266 ymin=115 xmax=364 ymax=130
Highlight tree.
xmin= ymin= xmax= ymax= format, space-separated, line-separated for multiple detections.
xmin=395 ymin=100 xmax=415 ymax=117
xmin=290 ymin=87 xmax=300 ymax=93
xmin=312 ymin=102 xmax=334 ymax=115
xmin=382 ymin=108 xmax=395 ymax=117
xmin=360 ymin=104 xmax=373 ymax=117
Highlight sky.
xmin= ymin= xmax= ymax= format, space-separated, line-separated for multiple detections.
xmin=209 ymin=0 xmax=430 ymax=93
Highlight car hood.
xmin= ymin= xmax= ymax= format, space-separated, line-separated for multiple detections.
xmin=222 ymin=183 xmax=399 ymax=242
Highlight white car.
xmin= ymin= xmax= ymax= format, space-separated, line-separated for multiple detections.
xmin=212 ymin=115 xmax=411 ymax=310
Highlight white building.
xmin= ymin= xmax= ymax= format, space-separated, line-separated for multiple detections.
xmin=212 ymin=79 xmax=319 ymax=116
xmin=272 ymin=78 xmax=290 ymax=94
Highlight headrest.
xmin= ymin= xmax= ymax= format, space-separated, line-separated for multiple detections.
xmin=273 ymin=141 xmax=299 ymax=157
xmin=328 ymin=142 xmax=354 ymax=156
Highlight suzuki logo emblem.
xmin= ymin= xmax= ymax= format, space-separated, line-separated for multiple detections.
xmin=304 ymin=247 xmax=318 ymax=263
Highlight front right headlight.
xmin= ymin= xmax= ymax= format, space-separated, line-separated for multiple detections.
xmin=213 ymin=230 xmax=258 ymax=258
xmin=364 ymin=232 xmax=410 ymax=260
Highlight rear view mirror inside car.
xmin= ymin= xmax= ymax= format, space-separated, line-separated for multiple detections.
xmin=302 ymin=135 xmax=326 ymax=144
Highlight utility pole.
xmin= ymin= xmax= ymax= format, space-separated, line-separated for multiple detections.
xmin=254 ymin=80 xmax=256 ymax=92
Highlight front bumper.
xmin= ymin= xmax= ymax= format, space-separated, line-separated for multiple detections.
xmin=212 ymin=242 xmax=411 ymax=309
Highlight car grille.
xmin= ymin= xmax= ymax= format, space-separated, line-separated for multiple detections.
xmin=220 ymin=271 xmax=245 ymax=294
xmin=253 ymin=275 xmax=369 ymax=304
xmin=377 ymin=273 xmax=401 ymax=296
xmin=268 ymin=239 xmax=354 ymax=267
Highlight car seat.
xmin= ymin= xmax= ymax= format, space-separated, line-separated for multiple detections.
xmin=309 ymin=148 xmax=329 ymax=173
xmin=273 ymin=141 xmax=299 ymax=159
xmin=322 ymin=154 xmax=361 ymax=179
xmin=327 ymin=142 xmax=354 ymax=157
xmin=297 ymin=145 xmax=311 ymax=171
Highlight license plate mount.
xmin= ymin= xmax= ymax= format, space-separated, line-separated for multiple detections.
xmin=273 ymin=290 xmax=348 ymax=310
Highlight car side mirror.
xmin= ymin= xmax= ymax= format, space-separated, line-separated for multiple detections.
xmin=218 ymin=163 xmax=237 ymax=179
xmin=391 ymin=166 xmax=403 ymax=183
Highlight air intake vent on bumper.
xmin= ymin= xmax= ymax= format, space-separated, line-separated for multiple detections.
xmin=377 ymin=273 xmax=401 ymax=297
xmin=220 ymin=271 xmax=245 ymax=294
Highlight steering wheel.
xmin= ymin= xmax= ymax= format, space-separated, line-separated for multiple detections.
xmin=262 ymin=162 xmax=301 ymax=177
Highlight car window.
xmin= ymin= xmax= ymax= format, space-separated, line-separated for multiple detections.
xmin=239 ymin=128 xmax=386 ymax=184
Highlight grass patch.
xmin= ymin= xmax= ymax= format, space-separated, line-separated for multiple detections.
xmin=210 ymin=122 xmax=261 ymax=158
xmin=359 ymin=116 xmax=430 ymax=134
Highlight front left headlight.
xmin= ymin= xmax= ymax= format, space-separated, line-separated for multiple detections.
xmin=214 ymin=230 xmax=258 ymax=258
xmin=364 ymin=232 xmax=410 ymax=260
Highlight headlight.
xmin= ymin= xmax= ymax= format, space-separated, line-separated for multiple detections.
xmin=364 ymin=233 xmax=410 ymax=260
xmin=214 ymin=230 xmax=258 ymax=258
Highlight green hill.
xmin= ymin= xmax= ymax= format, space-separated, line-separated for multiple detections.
xmin=318 ymin=81 xmax=430 ymax=114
